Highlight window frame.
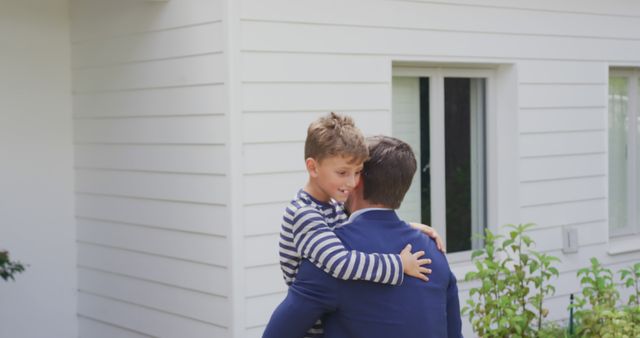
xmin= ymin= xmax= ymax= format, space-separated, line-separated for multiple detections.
xmin=392 ymin=66 xmax=497 ymax=263
xmin=608 ymin=68 xmax=640 ymax=239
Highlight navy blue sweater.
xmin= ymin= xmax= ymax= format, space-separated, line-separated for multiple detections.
xmin=263 ymin=209 xmax=463 ymax=338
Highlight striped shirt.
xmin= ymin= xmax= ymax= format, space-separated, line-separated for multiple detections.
xmin=279 ymin=190 xmax=405 ymax=337
xmin=279 ymin=189 xmax=404 ymax=286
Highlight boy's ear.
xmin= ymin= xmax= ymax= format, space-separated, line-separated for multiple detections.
xmin=305 ymin=158 xmax=319 ymax=177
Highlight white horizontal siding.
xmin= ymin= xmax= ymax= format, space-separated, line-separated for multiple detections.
xmin=517 ymin=60 xmax=607 ymax=84
xmin=76 ymin=194 xmax=228 ymax=236
xmin=78 ymin=268 xmax=229 ymax=326
xmin=79 ymin=316 xmax=153 ymax=338
xmin=520 ymin=131 xmax=605 ymax=157
xmin=245 ymin=293 xmax=286 ymax=329
xmin=242 ymin=52 xmax=389 ymax=82
xmin=244 ymin=203 xmax=284 ymax=236
xmin=245 ymin=235 xmax=279 ymax=268
xmin=521 ymin=198 xmax=606 ymax=228
xmin=73 ymin=54 xmax=225 ymax=93
xmin=77 ymin=218 xmax=228 ymax=265
xmin=78 ymin=292 xmax=227 ymax=338
xmin=71 ymin=0 xmax=229 ymax=336
xmin=389 ymin=0 xmax=640 ymax=18
xmin=244 ymin=172 xmax=306 ymax=205
xmin=74 ymin=85 xmax=225 ymax=118
xmin=519 ymin=84 xmax=606 ymax=109
xmin=245 ymin=327 xmax=265 ymax=338
xmin=241 ymin=21 xmax=640 ymax=62
xmin=526 ymin=221 xmax=607 ymax=252
xmin=73 ymin=22 xmax=223 ymax=68
xmin=242 ymin=0 xmax=640 ymax=39
xmin=78 ymin=243 xmax=228 ymax=296
xmin=75 ymin=169 xmax=228 ymax=205
xmin=244 ymin=143 xmax=304 ymax=174
xmin=519 ymin=108 xmax=605 ymax=133
xmin=70 ymin=0 xmax=223 ymax=42
xmin=520 ymin=154 xmax=605 ymax=182
xmin=74 ymin=115 xmax=227 ymax=145
xmin=243 ymin=110 xmax=390 ymax=143
xmin=520 ymin=176 xmax=605 ymax=207
xmin=242 ymin=83 xmax=390 ymax=112
xmin=75 ymin=144 xmax=227 ymax=174
xmin=245 ymin=265 xmax=286 ymax=297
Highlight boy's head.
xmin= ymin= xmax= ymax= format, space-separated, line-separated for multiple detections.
xmin=304 ymin=112 xmax=369 ymax=203
xmin=360 ymin=136 xmax=417 ymax=209
xmin=304 ymin=112 xmax=369 ymax=163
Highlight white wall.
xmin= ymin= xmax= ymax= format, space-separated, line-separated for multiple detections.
xmin=70 ymin=0 xmax=230 ymax=337
xmin=0 ymin=1 xmax=76 ymax=337
xmin=238 ymin=0 xmax=640 ymax=337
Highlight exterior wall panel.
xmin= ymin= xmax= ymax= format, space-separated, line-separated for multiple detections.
xmin=0 ymin=1 xmax=77 ymax=337
xmin=70 ymin=0 xmax=230 ymax=337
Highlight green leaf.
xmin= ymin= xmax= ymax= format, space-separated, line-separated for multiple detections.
xmin=471 ymin=249 xmax=484 ymax=260
xmin=577 ymin=267 xmax=589 ymax=276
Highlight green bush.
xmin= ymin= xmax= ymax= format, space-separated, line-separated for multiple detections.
xmin=537 ymin=321 xmax=571 ymax=338
xmin=462 ymin=224 xmax=640 ymax=338
xmin=571 ymin=259 xmax=640 ymax=338
xmin=619 ymin=262 xmax=640 ymax=306
xmin=0 ymin=250 xmax=26 ymax=282
xmin=462 ymin=223 xmax=560 ymax=338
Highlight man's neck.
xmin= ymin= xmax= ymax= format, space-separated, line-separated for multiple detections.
xmin=348 ymin=200 xmax=388 ymax=213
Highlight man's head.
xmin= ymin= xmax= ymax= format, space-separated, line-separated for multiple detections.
xmin=348 ymin=136 xmax=417 ymax=210
xmin=304 ymin=112 xmax=369 ymax=203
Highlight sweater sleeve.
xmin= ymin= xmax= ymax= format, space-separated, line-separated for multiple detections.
xmin=262 ymin=261 xmax=338 ymax=338
xmin=291 ymin=206 xmax=404 ymax=285
xmin=446 ymin=271 xmax=463 ymax=338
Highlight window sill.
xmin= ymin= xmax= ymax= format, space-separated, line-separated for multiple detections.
xmin=448 ymin=251 xmax=474 ymax=280
xmin=607 ymin=234 xmax=640 ymax=255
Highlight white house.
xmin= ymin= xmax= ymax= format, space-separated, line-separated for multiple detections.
xmin=1 ymin=0 xmax=640 ymax=337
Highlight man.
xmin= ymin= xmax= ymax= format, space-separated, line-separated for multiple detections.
xmin=262 ymin=136 xmax=463 ymax=338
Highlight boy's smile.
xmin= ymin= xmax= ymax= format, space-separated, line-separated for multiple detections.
xmin=305 ymin=155 xmax=364 ymax=203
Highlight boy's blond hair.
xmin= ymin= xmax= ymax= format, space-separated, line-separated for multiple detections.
xmin=305 ymin=112 xmax=369 ymax=163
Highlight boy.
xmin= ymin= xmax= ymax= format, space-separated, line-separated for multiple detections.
xmin=278 ymin=112 xmax=442 ymax=337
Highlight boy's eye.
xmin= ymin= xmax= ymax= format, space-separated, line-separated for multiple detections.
xmin=337 ymin=171 xmax=347 ymax=176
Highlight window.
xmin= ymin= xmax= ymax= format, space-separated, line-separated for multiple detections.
xmin=392 ymin=67 xmax=491 ymax=254
xmin=609 ymin=69 xmax=640 ymax=238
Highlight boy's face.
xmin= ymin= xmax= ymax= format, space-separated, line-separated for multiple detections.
xmin=308 ymin=155 xmax=364 ymax=203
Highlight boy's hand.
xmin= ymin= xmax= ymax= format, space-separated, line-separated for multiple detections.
xmin=410 ymin=222 xmax=446 ymax=253
xmin=400 ymin=244 xmax=432 ymax=282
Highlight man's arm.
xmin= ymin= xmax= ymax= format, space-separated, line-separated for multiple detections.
xmin=262 ymin=261 xmax=339 ymax=338
xmin=291 ymin=206 xmax=430 ymax=284
xmin=446 ymin=271 xmax=464 ymax=338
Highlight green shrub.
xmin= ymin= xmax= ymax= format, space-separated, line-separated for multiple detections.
xmin=462 ymin=223 xmax=560 ymax=338
xmin=619 ymin=262 xmax=640 ymax=306
xmin=0 ymin=250 xmax=26 ymax=282
xmin=537 ymin=321 xmax=571 ymax=338
xmin=571 ymin=258 xmax=640 ymax=338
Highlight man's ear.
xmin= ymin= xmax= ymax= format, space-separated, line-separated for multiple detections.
xmin=305 ymin=158 xmax=319 ymax=178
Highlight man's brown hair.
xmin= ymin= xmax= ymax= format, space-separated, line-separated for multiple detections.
xmin=304 ymin=112 xmax=369 ymax=163
xmin=362 ymin=136 xmax=417 ymax=209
